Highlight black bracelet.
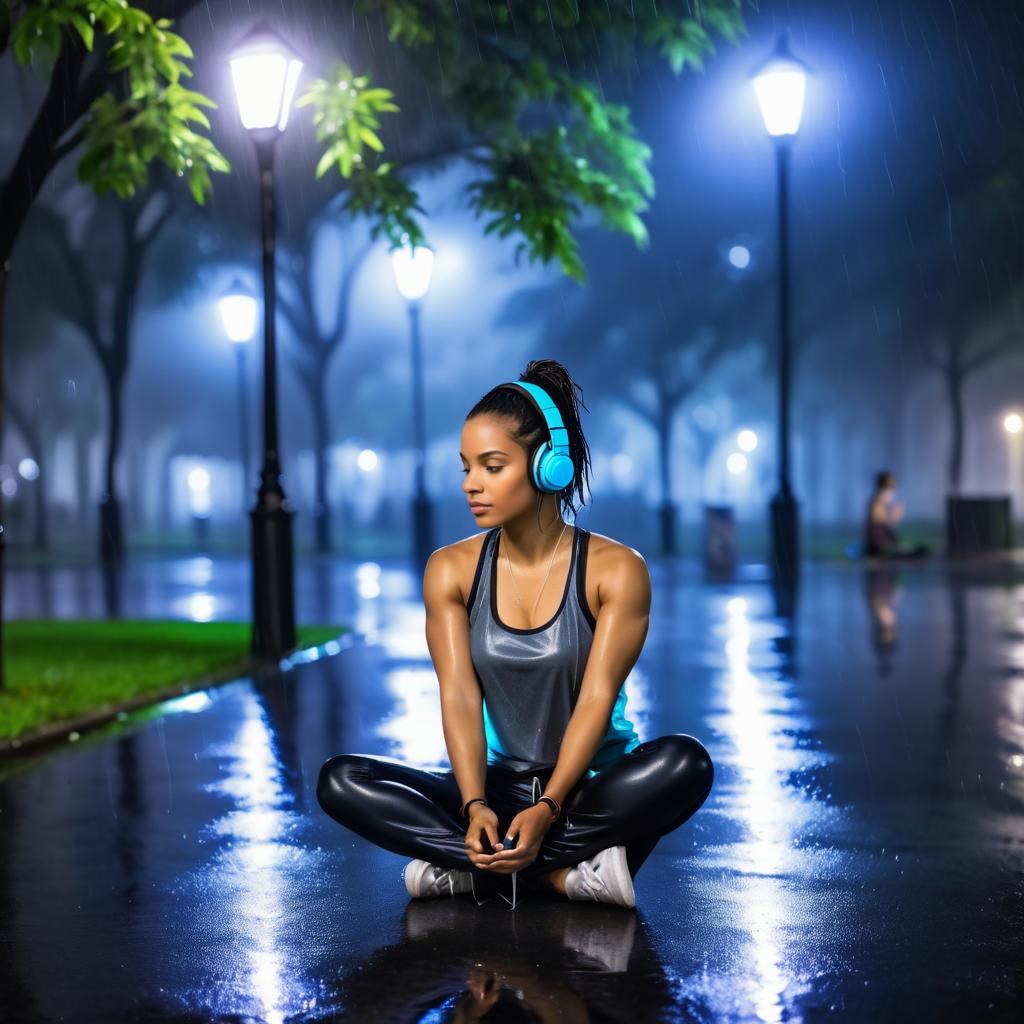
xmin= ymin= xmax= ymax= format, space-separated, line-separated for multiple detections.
xmin=535 ymin=795 xmax=561 ymax=821
xmin=461 ymin=797 xmax=488 ymax=819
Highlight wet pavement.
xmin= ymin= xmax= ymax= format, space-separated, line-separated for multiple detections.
xmin=2 ymin=555 xmax=1023 ymax=1022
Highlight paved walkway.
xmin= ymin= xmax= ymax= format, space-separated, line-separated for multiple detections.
xmin=1 ymin=557 xmax=1021 ymax=1021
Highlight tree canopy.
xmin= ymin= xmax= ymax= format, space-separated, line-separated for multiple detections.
xmin=2 ymin=0 xmax=745 ymax=280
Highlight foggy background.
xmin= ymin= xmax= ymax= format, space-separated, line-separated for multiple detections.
xmin=3 ymin=0 xmax=1022 ymax=560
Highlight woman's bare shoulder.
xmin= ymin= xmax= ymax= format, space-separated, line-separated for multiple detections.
xmin=582 ymin=530 xmax=649 ymax=610
xmin=584 ymin=529 xmax=647 ymax=567
xmin=429 ymin=531 xmax=491 ymax=605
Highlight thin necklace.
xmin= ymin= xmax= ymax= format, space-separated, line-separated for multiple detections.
xmin=501 ymin=520 xmax=570 ymax=626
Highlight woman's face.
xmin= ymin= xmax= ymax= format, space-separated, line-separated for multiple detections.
xmin=460 ymin=415 xmax=535 ymax=525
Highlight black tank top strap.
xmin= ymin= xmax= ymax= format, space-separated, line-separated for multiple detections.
xmin=575 ymin=528 xmax=597 ymax=631
xmin=465 ymin=528 xmax=499 ymax=612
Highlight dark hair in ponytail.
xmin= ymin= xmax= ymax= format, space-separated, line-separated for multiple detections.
xmin=466 ymin=359 xmax=593 ymax=520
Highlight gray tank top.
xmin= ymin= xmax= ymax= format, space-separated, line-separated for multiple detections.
xmin=467 ymin=525 xmax=640 ymax=776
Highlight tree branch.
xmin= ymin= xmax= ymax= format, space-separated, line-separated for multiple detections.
xmin=138 ymin=203 xmax=174 ymax=251
xmin=277 ymin=285 xmax=313 ymax=347
xmin=50 ymin=129 xmax=86 ymax=166
xmin=620 ymin=392 xmax=657 ymax=428
xmin=963 ymin=338 xmax=1017 ymax=374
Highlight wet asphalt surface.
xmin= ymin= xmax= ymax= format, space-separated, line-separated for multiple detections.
xmin=1 ymin=554 xmax=1023 ymax=1022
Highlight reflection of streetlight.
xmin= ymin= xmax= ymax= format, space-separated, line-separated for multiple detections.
xmin=217 ymin=279 xmax=258 ymax=510
xmin=391 ymin=237 xmax=435 ymax=568
xmin=187 ymin=465 xmax=212 ymax=550
xmin=751 ymin=31 xmax=811 ymax=586
xmin=187 ymin=467 xmax=211 ymax=515
xmin=228 ymin=22 xmax=302 ymax=658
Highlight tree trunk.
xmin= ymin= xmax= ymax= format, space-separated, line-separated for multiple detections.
xmin=100 ymin=364 xmax=125 ymax=562
xmin=0 ymin=266 xmax=7 ymax=690
xmin=6 ymin=398 xmax=48 ymax=550
xmin=75 ymin=430 xmax=91 ymax=524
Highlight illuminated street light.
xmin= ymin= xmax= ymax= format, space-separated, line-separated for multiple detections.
xmin=750 ymin=32 xmax=813 ymax=588
xmin=357 ymin=449 xmax=379 ymax=472
xmin=217 ymin=279 xmax=257 ymax=508
xmin=726 ymin=453 xmax=749 ymax=475
xmin=217 ymin=280 xmax=259 ymax=343
xmin=752 ymin=34 xmax=809 ymax=137
xmin=228 ymin=22 xmax=303 ymax=658
xmin=228 ymin=26 xmax=303 ymax=131
xmin=391 ymin=237 xmax=436 ymax=568
xmin=1004 ymin=411 xmax=1024 ymax=527
xmin=391 ymin=240 xmax=435 ymax=302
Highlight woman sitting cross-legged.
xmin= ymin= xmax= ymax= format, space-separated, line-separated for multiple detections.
xmin=317 ymin=359 xmax=715 ymax=908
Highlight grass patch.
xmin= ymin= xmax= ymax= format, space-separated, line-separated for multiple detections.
xmin=0 ymin=620 xmax=344 ymax=740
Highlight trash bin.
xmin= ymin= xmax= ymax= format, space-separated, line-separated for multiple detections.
xmin=945 ymin=495 xmax=1012 ymax=555
xmin=703 ymin=505 xmax=736 ymax=573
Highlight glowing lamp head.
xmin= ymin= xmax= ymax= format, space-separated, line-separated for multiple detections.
xmin=357 ymin=449 xmax=379 ymax=472
xmin=218 ymin=279 xmax=258 ymax=343
xmin=728 ymin=245 xmax=751 ymax=269
xmin=391 ymin=237 xmax=434 ymax=302
xmin=1004 ymin=412 xmax=1023 ymax=434
xmin=187 ymin=467 xmax=211 ymax=493
xmin=751 ymin=33 xmax=811 ymax=138
xmin=228 ymin=22 xmax=303 ymax=132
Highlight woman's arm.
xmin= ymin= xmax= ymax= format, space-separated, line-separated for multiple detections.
xmin=541 ymin=544 xmax=652 ymax=806
xmin=423 ymin=547 xmax=488 ymax=810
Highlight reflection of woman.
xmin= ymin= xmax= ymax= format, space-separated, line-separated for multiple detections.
xmin=317 ymin=360 xmax=714 ymax=908
xmin=864 ymin=471 xmax=930 ymax=559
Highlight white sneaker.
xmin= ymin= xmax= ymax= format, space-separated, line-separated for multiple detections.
xmin=564 ymin=846 xmax=636 ymax=908
xmin=403 ymin=858 xmax=475 ymax=898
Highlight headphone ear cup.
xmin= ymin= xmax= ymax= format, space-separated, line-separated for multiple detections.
xmin=533 ymin=442 xmax=575 ymax=493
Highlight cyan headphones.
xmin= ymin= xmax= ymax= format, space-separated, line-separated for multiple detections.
xmin=496 ymin=381 xmax=576 ymax=494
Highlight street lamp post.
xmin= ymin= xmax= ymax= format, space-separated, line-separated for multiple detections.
xmin=1004 ymin=412 xmax=1022 ymax=537
xmin=217 ymin=279 xmax=258 ymax=511
xmin=391 ymin=239 xmax=435 ymax=569
xmin=228 ymin=23 xmax=303 ymax=658
xmin=751 ymin=32 xmax=811 ymax=587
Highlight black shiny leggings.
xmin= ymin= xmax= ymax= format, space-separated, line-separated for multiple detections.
xmin=316 ymin=733 xmax=714 ymax=894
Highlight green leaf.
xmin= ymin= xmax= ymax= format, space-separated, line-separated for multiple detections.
xmin=358 ymin=126 xmax=384 ymax=152
xmin=315 ymin=145 xmax=339 ymax=179
xmin=70 ymin=13 xmax=95 ymax=51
